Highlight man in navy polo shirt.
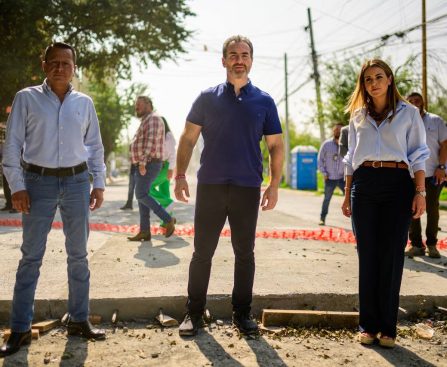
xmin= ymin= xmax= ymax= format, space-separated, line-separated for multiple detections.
xmin=175 ymin=35 xmax=284 ymax=336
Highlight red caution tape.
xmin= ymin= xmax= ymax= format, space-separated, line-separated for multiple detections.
xmin=0 ymin=218 xmax=446 ymax=249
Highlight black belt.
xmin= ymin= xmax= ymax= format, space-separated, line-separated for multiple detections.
xmin=23 ymin=162 xmax=88 ymax=177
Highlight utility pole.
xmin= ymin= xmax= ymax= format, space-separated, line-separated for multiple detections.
xmin=422 ymin=0 xmax=428 ymax=108
xmin=284 ymin=53 xmax=290 ymax=185
xmin=307 ymin=7 xmax=325 ymax=142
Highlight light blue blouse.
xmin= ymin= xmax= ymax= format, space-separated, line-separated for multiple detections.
xmin=343 ymin=101 xmax=429 ymax=176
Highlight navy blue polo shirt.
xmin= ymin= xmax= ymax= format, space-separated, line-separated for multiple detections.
xmin=187 ymin=80 xmax=282 ymax=187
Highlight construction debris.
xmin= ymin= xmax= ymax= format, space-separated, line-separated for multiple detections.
xmin=89 ymin=314 xmax=102 ymax=325
xmin=262 ymin=309 xmax=359 ymax=328
xmin=415 ymin=323 xmax=435 ymax=340
xmin=3 ymin=329 xmax=39 ymax=341
xmin=155 ymin=308 xmax=178 ymax=327
xmin=32 ymin=319 xmax=60 ymax=333
xmin=112 ymin=309 xmax=119 ymax=324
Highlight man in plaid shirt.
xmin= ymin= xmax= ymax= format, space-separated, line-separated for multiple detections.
xmin=128 ymin=96 xmax=176 ymax=241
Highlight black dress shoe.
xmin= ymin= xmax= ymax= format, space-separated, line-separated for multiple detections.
xmin=67 ymin=320 xmax=106 ymax=340
xmin=232 ymin=311 xmax=258 ymax=335
xmin=0 ymin=330 xmax=32 ymax=357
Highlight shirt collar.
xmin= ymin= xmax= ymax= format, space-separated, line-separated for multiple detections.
xmin=225 ymin=80 xmax=253 ymax=95
xmin=42 ymin=78 xmax=74 ymax=96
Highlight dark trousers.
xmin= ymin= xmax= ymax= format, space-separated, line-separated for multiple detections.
xmin=187 ymin=184 xmax=260 ymax=314
xmin=409 ymin=177 xmax=443 ymax=248
xmin=2 ymin=174 xmax=12 ymax=208
xmin=351 ymin=166 xmax=414 ymax=338
xmin=320 ymin=178 xmax=345 ymax=221
xmin=125 ymin=164 xmax=137 ymax=207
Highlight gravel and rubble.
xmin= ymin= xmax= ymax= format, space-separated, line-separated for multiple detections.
xmin=1 ymin=312 xmax=446 ymax=367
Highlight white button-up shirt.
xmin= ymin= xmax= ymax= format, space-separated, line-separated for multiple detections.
xmin=2 ymin=79 xmax=106 ymax=194
xmin=343 ymin=101 xmax=429 ymax=176
xmin=422 ymin=112 xmax=447 ymax=177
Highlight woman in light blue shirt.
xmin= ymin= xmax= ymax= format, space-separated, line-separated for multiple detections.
xmin=342 ymin=59 xmax=429 ymax=348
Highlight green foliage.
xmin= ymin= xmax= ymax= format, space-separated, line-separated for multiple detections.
xmin=323 ymin=57 xmax=360 ymax=126
xmin=0 ymin=0 xmax=193 ymax=120
xmin=429 ymin=76 xmax=447 ymax=121
xmin=394 ymin=55 xmax=420 ymax=97
xmin=0 ymin=0 xmax=51 ymax=120
xmin=88 ymin=78 xmax=148 ymax=162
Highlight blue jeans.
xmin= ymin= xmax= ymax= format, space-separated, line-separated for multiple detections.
xmin=11 ymin=170 xmax=91 ymax=332
xmin=320 ymin=178 xmax=345 ymax=221
xmin=134 ymin=162 xmax=172 ymax=231
xmin=125 ymin=164 xmax=137 ymax=206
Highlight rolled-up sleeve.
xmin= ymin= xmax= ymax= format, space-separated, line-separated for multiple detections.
xmin=165 ymin=132 xmax=176 ymax=168
xmin=407 ymin=108 xmax=429 ymax=172
xmin=85 ymin=100 xmax=106 ymax=189
xmin=2 ymin=92 xmax=27 ymax=194
xmin=343 ymin=119 xmax=356 ymax=176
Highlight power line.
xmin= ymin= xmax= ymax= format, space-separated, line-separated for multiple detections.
xmin=319 ymin=13 xmax=447 ymax=56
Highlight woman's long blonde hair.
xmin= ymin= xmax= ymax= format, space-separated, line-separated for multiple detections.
xmin=345 ymin=59 xmax=404 ymax=121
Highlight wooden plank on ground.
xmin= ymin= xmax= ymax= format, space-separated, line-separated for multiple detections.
xmin=89 ymin=315 xmax=102 ymax=325
xmin=262 ymin=309 xmax=359 ymax=328
xmin=3 ymin=329 xmax=39 ymax=341
xmin=32 ymin=319 xmax=60 ymax=332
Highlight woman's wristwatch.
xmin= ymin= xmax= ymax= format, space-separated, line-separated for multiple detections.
xmin=415 ymin=186 xmax=426 ymax=198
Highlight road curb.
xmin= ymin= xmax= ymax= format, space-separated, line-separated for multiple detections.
xmin=1 ymin=293 xmax=445 ymax=325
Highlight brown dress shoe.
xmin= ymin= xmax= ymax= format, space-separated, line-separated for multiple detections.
xmin=0 ymin=330 xmax=32 ymax=357
xmin=127 ymin=230 xmax=151 ymax=241
xmin=67 ymin=320 xmax=106 ymax=340
xmin=164 ymin=218 xmax=176 ymax=238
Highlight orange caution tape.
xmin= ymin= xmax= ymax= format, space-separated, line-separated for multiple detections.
xmin=0 ymin=218 xmax=446 ymax=249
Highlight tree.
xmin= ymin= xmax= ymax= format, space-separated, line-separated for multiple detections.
xmin=428 ymin=76 xmax=447 ymax=120
xmin=88 ymin=78 xmax=148 ymax=163
xmin=0 ymin=0 xmax=194 ymax=120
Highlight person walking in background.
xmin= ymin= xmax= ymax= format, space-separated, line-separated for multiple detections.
xmin=338 ymin=124 xmax=349 ymax=159
xmin=1 ymin=42 xmax=107 ymax=357
xmin=127 ymin=96 xmax=176 ymax=242
xmin=175 ymin=35 xmax=283 ymax=336
xmin=318 ymin=123 xmax=345 ymax=226
xmin=405 ymin=92 xmax=447 ymax=259
xmin=0 ymin=139 xmax=16 ymax=213
xmin=149 ymin=117 xmax=176 ymax=226
xmin=120 ymin=156 xmax=136 ymax=210
xmin=342 ymin=59 xmax=429 ymax=348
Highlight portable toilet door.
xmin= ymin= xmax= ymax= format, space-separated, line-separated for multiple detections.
xmin=290 ymin=145 xmax=318 ymax=190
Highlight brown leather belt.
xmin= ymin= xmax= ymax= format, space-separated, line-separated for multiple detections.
xmin=361 ymin=161 xmax=408 ymax=169
xmin=23 ymin=162 xmax=88 ymax=177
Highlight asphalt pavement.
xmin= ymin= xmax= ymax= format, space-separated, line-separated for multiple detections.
xmin=0 ymin=177 xmax=446 ymax=323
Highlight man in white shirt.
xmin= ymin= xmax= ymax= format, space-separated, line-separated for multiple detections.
xmin=1 ymin=42 xmax=106 ymax=357
xmin=406 ymin=92 xmax=447 ymax=259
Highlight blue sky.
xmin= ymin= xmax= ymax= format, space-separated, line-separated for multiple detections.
xmin=119 ymin=0 xmax=447 ymax=141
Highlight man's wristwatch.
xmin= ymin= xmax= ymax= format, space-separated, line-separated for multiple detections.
xmin=437 ymin=164 xmax=446 ymax=170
